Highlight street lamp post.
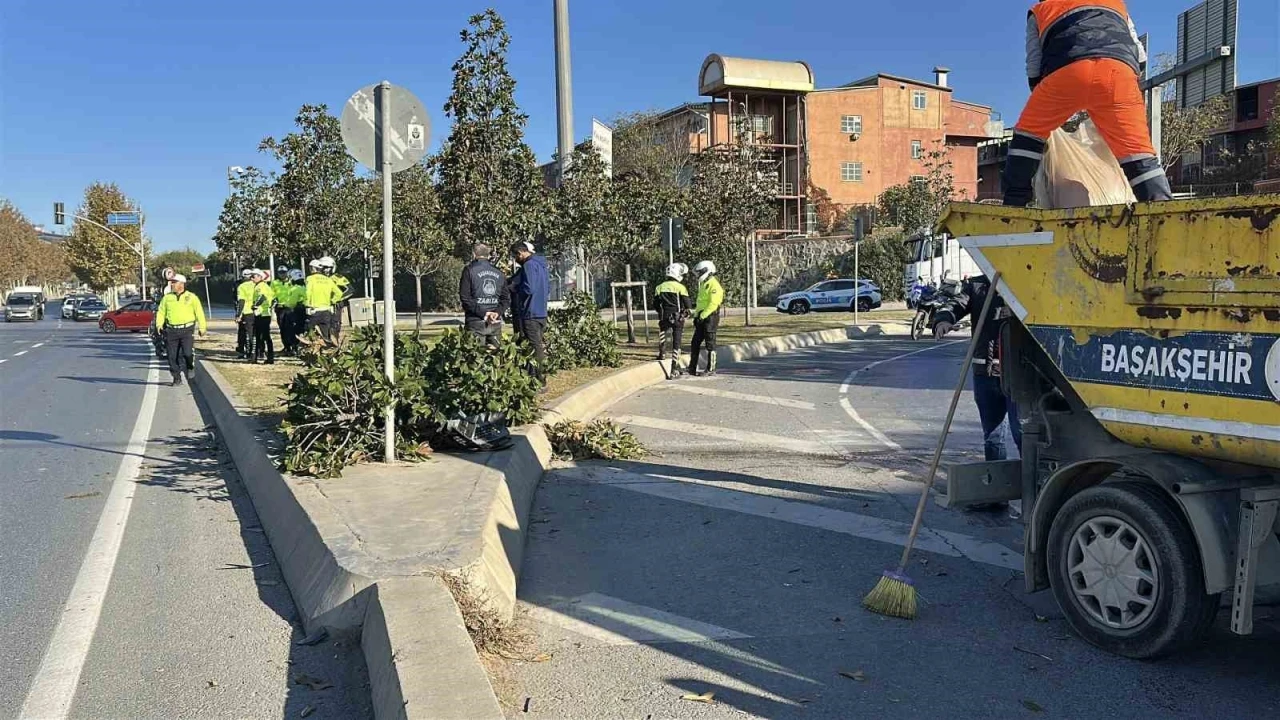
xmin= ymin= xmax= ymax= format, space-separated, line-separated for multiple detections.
xmin=74 ymin=213 xmax=146 ymax=301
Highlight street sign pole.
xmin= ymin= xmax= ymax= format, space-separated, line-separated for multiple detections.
xmin=379 ymin=81 xmax=397 ymax=464
xmin=854 ymin=240 xmax=860 ymax=327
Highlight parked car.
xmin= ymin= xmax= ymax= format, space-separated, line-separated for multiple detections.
xmin=4 ymin=293 xmax=44 ymax=322
xmin=775 ymin=278 xmax=882 ymax=315
xmin=99 ymin=300 xmax=156 ymax=333
xmin=61 ymin=295 xmax=86 ymax=319
xmin=73 ymin=298 xmax=109 ymax=322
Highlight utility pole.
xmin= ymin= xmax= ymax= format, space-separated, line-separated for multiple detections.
xmin=379 ymin=81 xmax=396 ymax=465
xmin=554 ymin=0 xmax=585 ymax=293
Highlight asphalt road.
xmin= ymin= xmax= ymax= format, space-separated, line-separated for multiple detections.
xmin=508 ymin=337 xmax=1280 ymax=719
xmin=1 ymin=302 xmax=370 ymax=719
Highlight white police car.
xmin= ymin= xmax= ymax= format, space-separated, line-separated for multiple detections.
xmin=776 ymin=278 xmax=882 ymax=315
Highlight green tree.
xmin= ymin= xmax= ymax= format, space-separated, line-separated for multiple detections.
xmin=390 ymin=163 xmax=450 ymax=331
xmin=436 ymin=10 xmax=548 ymax=256
xmin=877 ymin=145 xmax=958 ymax=235
xmin=1151 ymin=53 xmax=1232 ymax=174
xmin=0 ymin=201 xmax=37 ymax=288
xmin=683 ymin=145 xmax=774 ymax=303
xmin=152 ymin=247 xmax=207 ymax=285
xmin=546 ymin=143 xmax=612 ymax=264
xmin=214 ymin=166 xmax=277 ymax=264
xmin=64 ymin=183 xmax=148 ymax=292
xmin=611 ymin=109 xmax=694 ymax=190
xmin=825 ymin=227 xmax=912 ymax=302
xmin=259 ymin=105 xmax=363 ymax=261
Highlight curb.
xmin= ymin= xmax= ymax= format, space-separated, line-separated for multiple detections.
xmin=194 ymin=320 xmax=909 ymax=719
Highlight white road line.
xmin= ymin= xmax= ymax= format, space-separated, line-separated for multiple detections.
xmin=835 ymin=340 xmax=967 ymax=450
xmin=0 ymin=358 xmax=7 ymax=364
xmin=20 ymin=358 xmax=161 ymax=719
xmin=612 ymin=415 xmax=837 ymax=456
xmin=564 ymin=466 xmax=1021 ymax=571
xmin=14 ymin=350 xmax=27 ymax=356
xmin=32 ymin=342 xmax=44 ymax=348
xmin=839 ymin=397 xmax=903 ymax=451
xmin=525 ymin=592 xmax=751 ymax=646
xmin=838 ymin=340 xmax=967 ymax=394
xmin=654 ymin=383 xmax=816 ymax=410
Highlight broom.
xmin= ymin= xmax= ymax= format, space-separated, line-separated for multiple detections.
xmin=863 ymin=270 xmax=1003 ymax=619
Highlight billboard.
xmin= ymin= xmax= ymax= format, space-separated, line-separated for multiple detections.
xmin=1174 ymin=0 xmax=1238 ymax=109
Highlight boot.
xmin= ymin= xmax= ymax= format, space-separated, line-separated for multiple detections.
xmin=171 ymin=373 xmax=183 ymax=387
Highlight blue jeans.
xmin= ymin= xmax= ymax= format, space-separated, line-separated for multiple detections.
xmin=973 ymin=373 xmax=1022 ymax=461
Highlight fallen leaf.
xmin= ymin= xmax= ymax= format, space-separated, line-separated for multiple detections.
xmin=832 ymin=616 xmax=842 ymax=623
xmin=293 ymin=672 xmax=333 ymax=691
xmin=1034 ymin=614 xmax=1048 ymax=623
xmin=300 ymin=705 xmax=316 ymax=718
xmin=65 ymin=491 xmax=102 ymax=500
xmin=838 ymin=670 xmax=866 ymax=682
xmin=680 ymin=691 xmax=715 ymax=704
xmin=529 ymin=652 xmax=552 ymax=663
xmin=1021 ymin=699 xmax=1045 ymax=713
xmin=207 ymin=680 xmax=218 ymax=688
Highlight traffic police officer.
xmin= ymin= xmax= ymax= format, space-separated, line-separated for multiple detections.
xmin=249 ymin=268 xmax=276 ymax=363
xmin=688 ymin=260 xmax=724 ymax=377
xmin=655 ymin=263 xmax=691 ymax=375
xmin=155 ymin=274 xmax=207 ymax=387
xmin=305 ymin=258 xmax=342 ymax=346
xmin=235 ymin=268 xmax=255 ymax=358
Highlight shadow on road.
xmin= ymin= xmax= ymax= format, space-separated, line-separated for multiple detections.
xmin=57 ymin=375 xmax=160 ymax=386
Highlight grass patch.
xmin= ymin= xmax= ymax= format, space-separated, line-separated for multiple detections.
xmin=440 ymin=571 xmax=530 ymax=660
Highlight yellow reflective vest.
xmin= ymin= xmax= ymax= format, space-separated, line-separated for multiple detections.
xmin=305 ymin=273 xmax=341 ymax=310
xmin=235 ymin=280 xmax=255 ymax=315
xmin=155 ymin=290 xmax=206 ymax=332
xmin=251 ymin=281 xmax=276 ymax=317
xmin=695 ymin=276 xmax=724 ymax=320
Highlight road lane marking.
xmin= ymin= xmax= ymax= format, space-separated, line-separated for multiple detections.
xmin=525 ymin=592 xmax=751 ymax=646
xmin=32 ymin=342 xmax=44 ymax=348
xmin=561 ymin=465 xmax=1021 ymax=571
xmin=837 ymin=340 xmax=967 ymax=450
xmin=14 ymin=350 xmax=27 ymax=356
xmin=0 ymin=358 xmax=7 ymax=364
xmin=20 ymin=355 xmax=161 ymax=719
xmin=612 ymin=415 xmax=837 ymax=456
xmin=654 ymin=383 xmax=816 ymax=410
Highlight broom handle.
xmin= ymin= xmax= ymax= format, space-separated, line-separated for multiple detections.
xmin=895 ymin=270 xmax=1003 ymax=570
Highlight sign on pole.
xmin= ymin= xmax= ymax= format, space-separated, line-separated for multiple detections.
xmin=106 ymin=212 xmax=141 ymax=226
xmin=591 ymin=118 xmax=613 ymax=177
xmin=341 ymin=81 xmax=431 ymax=464
xmin=190 ymin=263 xmax=207 ymax=276
xmin=341 ymin=83 xmax=430 ymax=173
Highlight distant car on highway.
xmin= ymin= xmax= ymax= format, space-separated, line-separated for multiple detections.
xmin=72 ymin=298 xmax=108 ymax=322
xmin=4 ymin=292 xmax=44 ymax=322
xmin=98 ymin=300 xmax=156 ymax=333
xmin=775 ymin=278 xmax=882 ymax=315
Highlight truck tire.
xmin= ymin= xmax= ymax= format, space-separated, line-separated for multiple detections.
xmin=1047 ymin=481 xmax=1219 ymax=659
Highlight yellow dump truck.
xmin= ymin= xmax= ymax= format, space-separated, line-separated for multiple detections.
xmin=939 ymin=196 xmax=1280 ymax=659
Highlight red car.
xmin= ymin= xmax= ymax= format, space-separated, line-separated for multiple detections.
xmin=99 ymin=300 xmax=156 ymax=333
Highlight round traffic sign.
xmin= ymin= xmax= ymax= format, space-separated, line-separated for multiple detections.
xmin=340 ymin=82 xmax=431 ymax=173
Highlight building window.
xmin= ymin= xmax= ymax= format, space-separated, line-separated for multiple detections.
xmin=1237 ymin=86 xmax=1260 ymax=123
xmin=840 ymin=115 xmax=863 ymax=134
xmin=910 ymin=175 xmax=926 ymax=183
xmin=911 ymin=140 xmax=923 ymax=159
xmin=912 ymin=91 xmax=928 ymax=110
xmin=841 ymin=162 xmax=864 ymax=182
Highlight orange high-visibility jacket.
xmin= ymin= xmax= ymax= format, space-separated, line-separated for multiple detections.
xmin=1026 ymin=0 xmax=1146 ymax=83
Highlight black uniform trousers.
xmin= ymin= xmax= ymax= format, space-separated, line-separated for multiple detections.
xmin=308 ymin=309 xmax=335 ymax=345
xmin=236 ymin=317 xmax=253 ymax=357
xmin=166 ymin=326 xmax=195 ymax=380
xmin=658 ymin=316 xmax=685 ymax=362
xmin=689 ymin=313 xmax=720 ymax=374
xmin=252 ymin=314 xmax=274 ymax=361
xmin=514 ymin=316 xmax=547 ymax=383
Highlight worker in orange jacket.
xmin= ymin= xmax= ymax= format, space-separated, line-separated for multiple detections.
xmin=1003 ymin=0 xmax=1172 ymax=206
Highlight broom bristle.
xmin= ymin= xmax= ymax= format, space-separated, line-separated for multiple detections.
xmin=863 ymin=570 xmax=916 ymax=619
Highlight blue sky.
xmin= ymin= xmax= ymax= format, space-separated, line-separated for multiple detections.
xmin=2 ymin=0 xmax=1277 ymax=253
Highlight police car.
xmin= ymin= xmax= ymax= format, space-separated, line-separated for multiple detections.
xmin=775 ymin=278 xmax=882 ymax=315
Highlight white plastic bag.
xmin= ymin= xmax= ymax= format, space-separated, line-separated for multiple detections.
xmin=1033 ymin=118 xmax=1136 ymax=208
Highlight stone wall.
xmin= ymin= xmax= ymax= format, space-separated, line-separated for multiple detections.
xmin=754 ymin=235 xmax=854 ymax=304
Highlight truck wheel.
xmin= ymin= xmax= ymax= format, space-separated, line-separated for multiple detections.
xmin=1047 ymin=481 xmax=1218 ymax=659
xmin=788 ymin=300 xmax=810 ymax=315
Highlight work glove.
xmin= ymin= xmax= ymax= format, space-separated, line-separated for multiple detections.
xmin=933 ymin=321 xmax=954 ymax=339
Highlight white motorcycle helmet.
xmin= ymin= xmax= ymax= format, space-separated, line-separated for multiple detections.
xmin=694 ymin=260 xmax=716 ymax=282
xmin=288 ymin=269 xmax=305 ymax=282
xmin=241 ymin=268 xmax=254 ymax=280
xmin=665 ymin=263 xmax=687 ymax=281
xmin=317 ymin=256 xmax=337 ymax=275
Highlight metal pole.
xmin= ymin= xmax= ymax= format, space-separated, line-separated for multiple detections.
xmin=743 ymin=236 xmax=752 ymax=327
xmin=554 ymin=0 xmax=583 ymax=294
xmin=854 ymin=241 xmax=860 ymax=326
xmin=379 ymin=80 xmax=396 ymax=464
